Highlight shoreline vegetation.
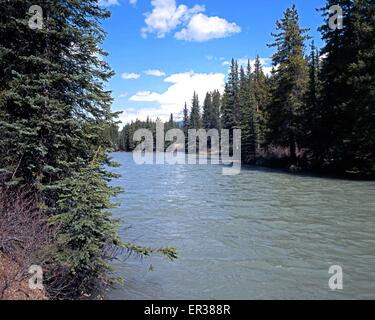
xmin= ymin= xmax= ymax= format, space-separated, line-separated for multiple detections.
xmin=108 ymin=2 xmax=374 ymax=181
xmin=0 ymin=0 xmax=176 ymax=300
xmin=0 ymin=1 xmax=374 ymax=300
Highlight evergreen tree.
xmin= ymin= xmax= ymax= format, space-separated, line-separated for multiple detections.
xmin=239 ymin=63 xmax=257 ymax=163
xmin=189 ymin=92 xmax=202 ymax=129
xmin=182 ymin=103 xmax=189 ymax=151
xmin=315 ymin=0 xmax=375 ymax=176
xmin=252 ymin=55 xmax=270 ymax=147
xmin=303 ymin=41 xmax=321 ymax=154
xmin=211 ymin=90 xmax=222 ymax=131
xmin=167 ymin=113 xmax=176 ymax=130
xmin=202 ymin=92 xmax=213 ymax=129
xmin=313 ymin=0 xmax=355 ymax=170
xmin=222 ymin=59 xmax=240 ymax=130
xmin=267 ymin=5 xmax=310 ymax=163
xmin=346 ymin=0 xmax=375 ymax=176
xmin=0 ymin=0 xmax=176 ymax=297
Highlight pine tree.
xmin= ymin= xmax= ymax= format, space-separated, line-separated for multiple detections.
xmin=0 ymin=0 xmax=176 ymax=297
xmin=211 ymin=90 xmax=222 ymax=131
xmin=189 ymin=92 xmax=202 ymax=129
xmin=202 ymin=92 xmax=213 ymax=129
xmin=313 ymin=0 xmax=355 ymax=170
xmin=267 ymin=5 xmax=310 ymax=163
xmin=222 ymin=59 xmax=240 ymax=130
xmin=239 ymin=63 xmax=257 ymax=163
xmin=346 ymin=0 xmax=375 ymax=176
xmin=303 ymin=41 xmax=321 ymax=155
xmin=252 ymin=55 xmax=270 ymax=147
xmin=182 ymin=103 xmax=189 ymax=151
xmin=167 ymin=113 xmax=176 ymax=130
xmin=315 ymin=0 xmax=375 ymax=176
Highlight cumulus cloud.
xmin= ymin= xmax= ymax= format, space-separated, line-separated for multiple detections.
xmin=141 ymin=0 xmax=240 ymax=41
xmin=141 ymin=0 xmax=204 ymax=38
xmin=121 ymin=71 xmax=225 ymax=124
xmin=98 ymin=0 xmax=119 ymax=7
xmin=175 ymin=13 xmax=241 ymax=42
xmin=144 ymin=69 xmax=167 ymax=77
xmin=121 ymin=72 xmax=141 ymax=80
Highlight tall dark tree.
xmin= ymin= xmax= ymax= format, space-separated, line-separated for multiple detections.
xmin=0 ymin=0 xmax=176 ymax=298
xmin=252 ymin=55 xmax=270 ymax=147
xmin=312 ymin=0 xmax=355 ymax=169
xmin=222 ymin=59 xmax=240 ymax=130
xmin=202 ymin=92 xmax=213 ymax=129
xmin=211 ymin=90 xmax=222 ymax=131
xmin=182 ymin=102 xmax=190 ymax=151
xmin=239 ymin=63 xmax=257 ymax=163
xmin=267 ymin=5 xmax=310 ymax=163
xmin=314 ymin=0 xmax=375 ymax=176
xmin=346 ymin=0 xmax=375 ymax=176
xmin=189 ymin=92 xmax=202 ymax=129
xmin=302 ymin=41 xmax=321 ymax=154
xmin=166 ymin=113 xmax=177 ymax=131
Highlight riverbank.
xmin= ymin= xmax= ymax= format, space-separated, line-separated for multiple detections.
xmin=112 ymin=150 xmax=375 ymax=181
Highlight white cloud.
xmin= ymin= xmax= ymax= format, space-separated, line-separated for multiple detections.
xmin=98 ymin=0 xmax=119 ymax=7
xmin=118 ymin=92 xmax=129 ymax=98
xmin=175 ymin=13 xmax=241 ymax=42
xmin=141 ymin=0 xmax=204 ymax=38
xmin=129 ymin=90 xmax=162 ymax=101
xmin=144 ymin=69 xmax=167 ymax=77
xmin=222 ymin=57 xmax=273 ymax=76
xmin=121 ymin=72 xmax=141 ymax=80
xmin=121 ymin=71 xmax=225 ymax=124
xmin=129 ymin=0 xmax=138 ymax=5
xmin=141 ymin=0 xmax=240 ymax=42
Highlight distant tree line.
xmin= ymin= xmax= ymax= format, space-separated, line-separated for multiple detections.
xmin=113 ymin=2 xmax=374 ymax=178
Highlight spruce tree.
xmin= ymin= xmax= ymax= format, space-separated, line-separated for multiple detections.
xmin=303 ymin=41 xmax=321 ymax=155
xmin=182 ymin=102 xmax=189 ymax=151
xmin=211 ymin=90 xmax=222 ymax=131
xmin=189 ymin=92 xmax=202 ymax=129
xmin=315 ymin=0 xmax=375 ymax=176
xmin=252 ymin=55 xmax=270 ymax=148
xmin=167 ymin=113 xmax=176 ymax=130
xmin=222 ymin=59 xmax=240 ymax=130
xmin=203 ymin=92 xmax=213 ymax=129
xmin=313 ymin=0 xmax=355 ymax=170
xmin=346 ymin=0 xmax=375 ymax=176
xmin=0 ymin=0 xmax=176 ymax=297
xmin=267 ymin=5 xmax=310 ymax=163
xmin=239 ymin=63 xmax=257 ymax=163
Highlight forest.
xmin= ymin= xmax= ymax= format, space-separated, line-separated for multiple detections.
xmin=117 ymin=1 xmax=375 ymax=178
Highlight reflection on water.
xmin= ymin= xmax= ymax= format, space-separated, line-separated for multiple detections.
xmin=107 ymin=152 xmax=375 ymax=300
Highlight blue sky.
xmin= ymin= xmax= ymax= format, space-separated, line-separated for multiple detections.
xmin=99 ymin=0 xmax=326 ymax=124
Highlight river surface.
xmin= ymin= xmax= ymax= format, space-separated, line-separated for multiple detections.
xmin=107 ymin=152 xmax=375 ymax=300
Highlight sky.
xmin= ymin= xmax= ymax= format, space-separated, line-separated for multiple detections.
xmin=98 ymin=0 xmax=326 ymax=125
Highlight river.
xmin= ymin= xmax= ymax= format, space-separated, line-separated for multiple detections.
xmin=106 ymin=152 xmax=375 ymax=300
